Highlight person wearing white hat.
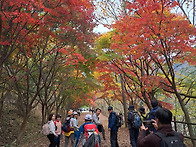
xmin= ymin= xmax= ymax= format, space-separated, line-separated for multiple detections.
xmin=71 ymin=111 xmax=79 ymax=140
xmin=75 ymin=114 xmax=100 ymax=147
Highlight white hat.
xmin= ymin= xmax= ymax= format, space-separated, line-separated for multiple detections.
xmin=85 ymin=114 xmax=92 ymax=120
xmin=73 ymin=111 xmax=78 ymax=115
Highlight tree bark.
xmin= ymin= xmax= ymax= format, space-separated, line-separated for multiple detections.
xmin=16 ymin=114 xmax=29 ymax=144
xmin=120 ymin=74 xmax=128 ymax=127
xmin=175 ymin=91 xmax=196 ymax=146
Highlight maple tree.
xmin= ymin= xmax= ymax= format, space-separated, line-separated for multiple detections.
xmin=109 ymin=0 xmax=196 ymax=145
xmin=0 ymin=0 xmax=96 ymax=144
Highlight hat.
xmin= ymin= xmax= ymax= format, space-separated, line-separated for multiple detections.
xmin=151 ymin=99 xmax=158 ymax=108
xmin=67 ymin=111 xmax=73 ymax=116
xmin=138 ymin=107 xmax=145 ymax=114
xmin=128 ymin=105 xmax=134 ymax=110
xmin=85 ymin=114 xmax=92 ymax=120
xmin=108 ymin=106 xmax=113 ymax=110
xmin=73 ymin=111 xmax=78 ymax=115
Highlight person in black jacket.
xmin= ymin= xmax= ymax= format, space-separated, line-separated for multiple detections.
xmin=128 ymin=105 xmax=140 ymax=147
xmin=108 ymin=106 xmax=119 ymax=147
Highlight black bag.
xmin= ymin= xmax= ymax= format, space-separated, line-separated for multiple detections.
xmin=62 ymin=118 xmax=73 ymax=132
xmin=116 ymin=114 xmax=123 ymax=128
xmin=155 ymin=132 xmax=186 ymax=147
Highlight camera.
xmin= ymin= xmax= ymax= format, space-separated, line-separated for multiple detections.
xmin=143 ymin=120 xmax=154 ymax=127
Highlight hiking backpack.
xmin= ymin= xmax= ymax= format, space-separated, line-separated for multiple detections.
xmin=131 ymin=111 xmax=142 ymax=129
xmin=116 ymin=114 xmax=123 ymax=128
xmin=42 ymin=121 xmax=50 ymax=136
xmin=62 ymin=118 xmax=73 ymax=132
xmin=83 ymin=123 xmax=100 ymax=147
xmin=155 ymin=132 xmax=186 ymax=147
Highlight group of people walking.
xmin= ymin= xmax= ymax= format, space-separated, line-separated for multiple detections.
xmin=107 ymin=99 xmax=186 ymax=147
xmin=45 ymin=99 xmax=186 ymax=147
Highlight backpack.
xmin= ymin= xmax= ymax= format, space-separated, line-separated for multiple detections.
xmin=42 ymin=121 xmax=50 ymax=136
xmin=83 ymin=123 xmax=100 ymax=147
xmin=155 ymin=132 xmax=186 ymax=147
xmin=131 ymin=111 xmax=142 ymax=129
xmin=116 ymin=114 xmax=123 ymax=128
xmin=62 ymin=118 xmax=73 ymax=132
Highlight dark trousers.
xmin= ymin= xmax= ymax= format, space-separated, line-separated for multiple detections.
xmin=55 ymin=135 xmax=61 ymax=147
xmin=97 ymin=124 xmax=106 ymax=140
xmin=129 ymin=128 xmax=139 ymax=147
xmin=110 ymin=130 xmax=119 ymax=147
xmin=47 ymin=134 xmax=56 ymax=147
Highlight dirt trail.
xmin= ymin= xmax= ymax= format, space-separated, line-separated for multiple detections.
xmin=23 ymin=112 xmax=131 ymax=147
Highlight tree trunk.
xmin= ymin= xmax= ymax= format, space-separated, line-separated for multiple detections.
xmin=175 ymin=91 xmax=196 ymax=146
xmin=0 ymin=98 xmax=4 ymax=118
xmin=16 ymin=115 xmax=29 ymax=144
xmin=120 ymin=74 xmax=128 ymax=127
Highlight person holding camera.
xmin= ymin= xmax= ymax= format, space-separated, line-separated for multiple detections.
xmin=138 ymin=108 xmax=185 ymax=147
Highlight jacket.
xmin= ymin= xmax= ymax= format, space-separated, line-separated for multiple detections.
xmin=138 ymin=125 xmax=184 ymax=147
xmin=108 ymin=111 xmax=118 ymax=131
xmin=75 ymin=122 xmax=99 ymax=147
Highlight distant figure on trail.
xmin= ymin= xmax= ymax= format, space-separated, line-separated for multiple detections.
xmin=92 ymin=108 xmax=106 ymax=140
xmin=47 ymin=114 xmax=58 ymax=147
xmin=54 ymin=114 xmax=62 ymax=147
xmin=75 ymin=114 xmax=100 ymax=147
xmin=108 ymin=106 xmax=119 ymax=147
xmin=128 ymin=105 xmax=142 ymax=147
xmin=147 ymin=99 xmax=160 ymax=133
xmin=138 ymin=108 xmax=185 ymax=147
xmin=63 ymin=111 xmax=74 ymax=147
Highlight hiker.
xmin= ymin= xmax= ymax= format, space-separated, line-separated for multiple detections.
xmin=128 ymin=105 xmax=141 ymax=147
xmin=54 ymin=114 xmax=62 ymax=147
xmin=75 ymin=114 xmax=100 ymax=147
xmin=47 ymin=114 xmax=58 ymax=147
xmin=138 ymin=108 xmax=185 ymax=147
xmin=72 ymin=111 xmax=79 ymax=140
xmin=64 ymin=111 xmax=75 ymax=147
xmin=92 ymin=108 xmax=106 ymax=140
xmin=138 ymin=107 xmax=147 ymax=122
xmin=148 ymin=99 xmax=160 ymax=133
xmin=108 ymin=106 xmax=119 ymax=147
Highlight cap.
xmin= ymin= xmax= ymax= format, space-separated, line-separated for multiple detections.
xmin=108 ymin=106 xmax=113 ymax=110
xmin=138 ymin=107 xmax=145 ymax=114
xmin=85 ymin=114 xmax=92 ymax=120
xmin=128 ymin=105 xmax=134 ymax=110
xmin=67 ymin=111 xmax=73 ymax=116
xmin=73 ymin=111 xmax=78 ymax=115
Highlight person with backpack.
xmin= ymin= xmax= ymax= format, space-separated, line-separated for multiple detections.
xmin=75 ymin=114 xmax=100 ymax=147
xmin=138 ymin=108 xmax=185 ymax=147
xmin=108 ymin=106 xmax=119 ymax=147
xmin=92 ymin=108 xmax=106 ymax=140
xmin=47 ymin=114 xmax=58 ymax=147
xmin=54 ymin=114 xmax=62 ymax=147
xmin=64 ymin=111 xmax=75 ymax=147
xmin=128 ymin=105 xmax=142 ymax=147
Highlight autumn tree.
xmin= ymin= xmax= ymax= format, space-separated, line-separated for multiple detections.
xmin=111 ymin=0 xmax=196 ymax=145
xmin=0 ymin=0 xmax=96 ymax=145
